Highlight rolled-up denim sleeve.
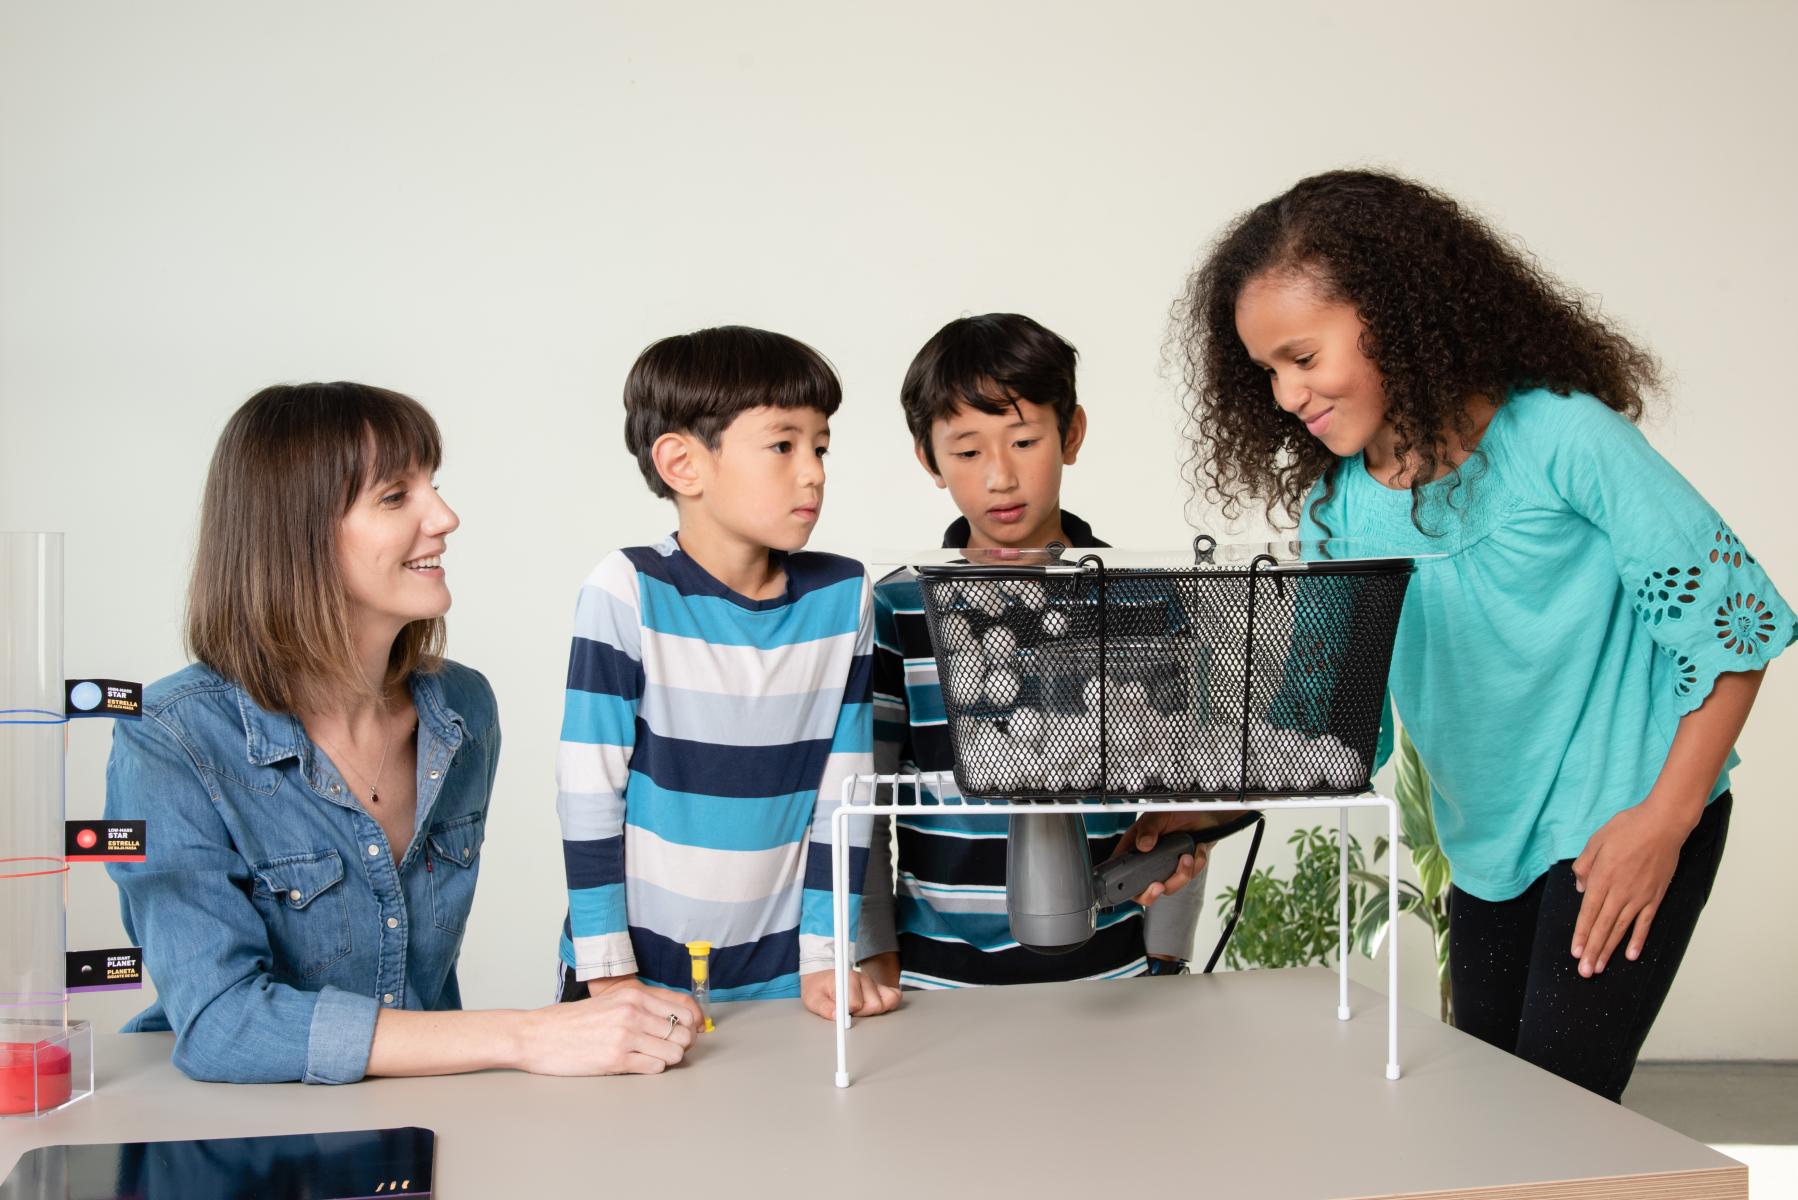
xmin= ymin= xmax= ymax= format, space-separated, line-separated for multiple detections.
xmin=105 ymin=713 xmax=377 ymax=1084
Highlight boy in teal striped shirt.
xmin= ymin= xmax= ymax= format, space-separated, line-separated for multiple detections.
xmin=553 ymin=326 xmax=899 ymax=1022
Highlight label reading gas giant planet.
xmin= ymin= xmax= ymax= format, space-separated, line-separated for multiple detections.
xmin=66 ymin=948 xmax=143 ymax=993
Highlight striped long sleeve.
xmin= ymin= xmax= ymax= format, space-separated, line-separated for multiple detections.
xmin=554 ymin=539 xmax=879 ymax=999
xmin=557 ymin=552 xmax=644 ymax=980
xmin=799 ymin=573 xmax=876 ymax=973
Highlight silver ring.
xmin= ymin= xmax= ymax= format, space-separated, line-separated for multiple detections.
xmin=662 ymin=1012 xmax=679 ymax=1039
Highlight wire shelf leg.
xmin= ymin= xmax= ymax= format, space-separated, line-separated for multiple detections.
xmin=833 ymin=794 xmax=851 ymax=1087
xmin=1337 ymin=804 xmax=1351 ymax=1022
xmin=1386 ymin=794 xmax=1402 ymax=1081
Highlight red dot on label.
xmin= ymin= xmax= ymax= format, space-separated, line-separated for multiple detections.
xmin=75 ymin=829 xmax=98 ymax=850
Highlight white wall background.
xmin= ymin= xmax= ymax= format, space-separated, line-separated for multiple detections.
xmin=3 ymin=0 xmax=1793 ymax=1059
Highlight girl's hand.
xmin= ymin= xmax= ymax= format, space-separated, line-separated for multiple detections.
xmin=1570 ymin=797 xmax=1700 ymax=977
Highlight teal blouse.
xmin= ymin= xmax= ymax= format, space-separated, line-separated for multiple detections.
xmin=1301 ymin=388 xmax=1794 ymax=900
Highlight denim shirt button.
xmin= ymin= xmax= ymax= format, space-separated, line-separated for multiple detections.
xmin=367 ymin=844 xmax=380 ymax=856
xmin=428 ymin=770 xmax=440 ymax=780
xmin=288 ymin=889 xmax=302 ymax=902
xmin=331 ymin=783 xmax=341 ymax=794
xmin=386 ymin=916 xmax=399 ymax=928
xmin=383 ymin=993 xmax=395 ymax=1005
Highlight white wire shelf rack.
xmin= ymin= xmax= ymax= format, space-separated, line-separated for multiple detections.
xmin=828 ymin=771 xmax=1403 ymax=1087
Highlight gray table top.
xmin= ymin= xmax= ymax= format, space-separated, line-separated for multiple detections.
xmin=0 ymin=969 xmax=1746 ymax=1199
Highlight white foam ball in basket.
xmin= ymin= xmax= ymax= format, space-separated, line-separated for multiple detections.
xmin=1081 ymin=675 xmax=1106 ymax=714
xmin=971 ymin=585 xmax=1008 ymax=616
xmin=1068 ymin=750 xmax=1102 ymax=791
xmin=963 ymin=722 xmax=1006 ymax=790
xmin=938 ymin=613 xmax=974 ymax=651
xmin=981 ymin=625 xmax=1019 ymax=663
xmin=1193 ymin=758 xmax=1227 ymax=795
xmin=1010 ymin=580 xmax=1048 ymax=611
xmin=984 ymin=667 xmax=1021 ymax=706
xmin=943 ymin=652 xmax=986 ymax=708
xmin=1113 ymin=762 xmax=1147 ymax=794
xmin=1041 ymin=609 xmax=1071 ymax=637
xmin=1009 ymin=706 xmax=1044 ymax=746
xmin=1014 ymin=743 xmax=1051 ymax=790
xmin=1319 ymin=736 xmax=1366 ymax=790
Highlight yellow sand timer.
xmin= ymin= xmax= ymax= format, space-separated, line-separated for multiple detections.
xmin=685 ymin=941 xmax=715 ymax=1033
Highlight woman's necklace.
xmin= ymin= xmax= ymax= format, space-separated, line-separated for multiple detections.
xmin=313 ymin=705 xmax=398 ymax=805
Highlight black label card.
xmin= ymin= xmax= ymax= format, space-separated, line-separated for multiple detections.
xmin=65 ymin=819 xmax=146 ymax=863
xmin=67 ymin=947 xmax=143 ymax=992
xmin=65 ymin=678 xmax=143 ymax=719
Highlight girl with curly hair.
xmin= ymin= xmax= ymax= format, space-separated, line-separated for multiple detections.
xmin=1149 ymin=169 xmax=1794 ymax=1099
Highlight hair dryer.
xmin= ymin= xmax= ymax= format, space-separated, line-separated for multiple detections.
xmin=1006 ymin=813 xmax=1197 ymax=955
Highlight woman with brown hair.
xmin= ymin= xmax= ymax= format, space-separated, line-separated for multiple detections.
xmin=104 ymin=382 xmax=700 ymax=1083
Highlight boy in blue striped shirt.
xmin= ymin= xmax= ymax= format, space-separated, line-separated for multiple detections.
xmin=858 ymin=313 xmax=1207 ymax=990
xmin=553 ymin=326 xmax=899 ymax=1024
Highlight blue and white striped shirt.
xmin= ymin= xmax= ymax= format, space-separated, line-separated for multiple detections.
xmin=555 ymin=535 xmax=874 ymax=999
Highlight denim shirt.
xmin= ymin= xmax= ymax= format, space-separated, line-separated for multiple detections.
xmin=104 ymin=660 xmax=500 ymax=1084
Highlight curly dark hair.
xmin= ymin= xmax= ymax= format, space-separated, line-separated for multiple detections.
xmin=1171 ymin=169 xmax=1662 ymax=531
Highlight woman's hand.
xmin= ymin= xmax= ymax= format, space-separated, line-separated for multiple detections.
xmin=800 ymin=967 xmax=901 ymax=1020
xmin=1569 ymin=796 xmax=1700 ymax=977
xmin=514 ymin=978 xmax=704 ymax=1075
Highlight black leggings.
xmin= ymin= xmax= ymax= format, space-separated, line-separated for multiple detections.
xmin=1447 ymin=793 xmax=1731 ymax=1102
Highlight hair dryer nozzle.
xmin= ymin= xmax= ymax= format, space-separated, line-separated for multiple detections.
xmin=1006 ymin=812 xmax=1097 ymax=954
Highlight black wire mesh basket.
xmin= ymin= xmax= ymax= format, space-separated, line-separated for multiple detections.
xmin=915 ymin=537 xmax=1414 ymax=801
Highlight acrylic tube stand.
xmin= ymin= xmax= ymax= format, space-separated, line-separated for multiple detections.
xmin=0 ymin=533 xmax=93 ymax=1117
xmin=829 ymin=771 xmax=1400 ymax=1088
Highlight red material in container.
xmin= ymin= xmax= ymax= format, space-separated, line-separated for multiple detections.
xmin=0 ymin=1039 xmax=73 ymax=1115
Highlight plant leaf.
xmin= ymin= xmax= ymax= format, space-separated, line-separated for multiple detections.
xmin=1415 ymin=845 xmax=1452 ymax=904
xmin=1392 ymin=723 xmax=1440 ymax=853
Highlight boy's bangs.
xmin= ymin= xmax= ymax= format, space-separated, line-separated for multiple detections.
xmin=755 ymin=348 xmax=842 ymax=418
xmin=951 ymin=380 xmax=1027 ymax=422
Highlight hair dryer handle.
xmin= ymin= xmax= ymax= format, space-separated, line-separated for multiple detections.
xmin=1092 ymin=832 xmax=1197 ymax=909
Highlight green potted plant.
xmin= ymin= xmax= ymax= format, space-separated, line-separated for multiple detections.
xmin=1213 ymin=826 xmax=1371 ymax=971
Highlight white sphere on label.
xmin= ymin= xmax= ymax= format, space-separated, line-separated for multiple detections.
xmin=1010 ymin=706 xmax=1044 ymax=746
xmin=1042 ymin=609 xmax=1071 ymax=637
xmin=984 ymin=668 xmax=1021 ymax=707
xmin=982 ymin=625 xmax=1019 ymax=663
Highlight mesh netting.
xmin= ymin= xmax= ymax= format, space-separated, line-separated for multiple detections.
xmin=916 ymin=554 xmax=1413 ymax=801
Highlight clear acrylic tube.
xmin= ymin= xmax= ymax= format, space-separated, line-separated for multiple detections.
xmin=0 ymin=532 xmax=85 ymax=1117
xmin=0 ymin=533 xmax=68 ymax=1025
